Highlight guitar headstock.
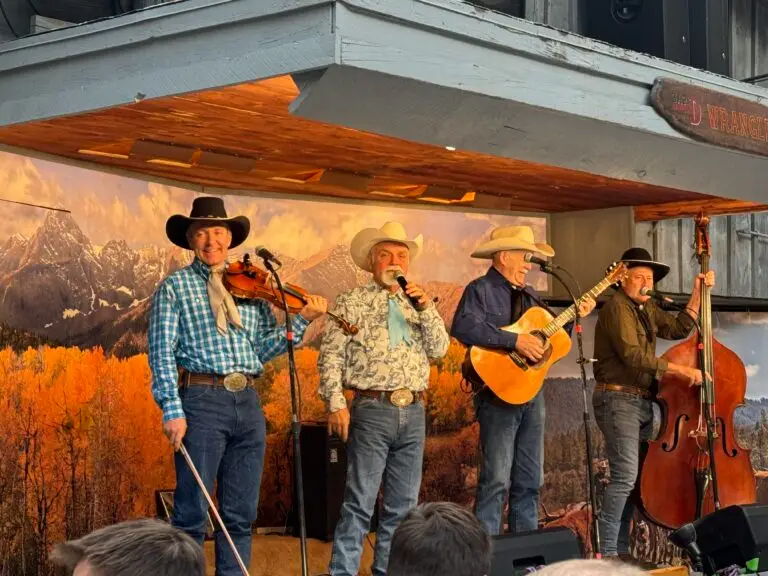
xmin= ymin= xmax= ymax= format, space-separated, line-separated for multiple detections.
xmin=605 ymin=261 xmax=629 ymax=288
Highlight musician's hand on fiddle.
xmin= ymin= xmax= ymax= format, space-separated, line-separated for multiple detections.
xmin=404 ymin=283 xmax=430 ymax=311
xmin=515 ymin=333 xmax=545 ymax=362
xmin=163 ymin=417 xmax=187 ymax=451
xmin=300 ymin=295 xmax=327 ymax=322
xmin=577 ymin=297 xmax=596 ymax=317
xmin=328 ymin=407 xmax=350 ymax=442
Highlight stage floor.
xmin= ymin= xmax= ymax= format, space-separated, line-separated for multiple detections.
xmin=203 ymin=533 xmax=375 ymax=576
xmin=203 ymin=535 xmax=688 ymax=575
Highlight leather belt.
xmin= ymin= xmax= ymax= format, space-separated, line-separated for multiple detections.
xmin=355 ymin=388 xmax=423 ymax=408
xmin=595 ymin=382 xmax=650 ymax=399
xmin=178 ymin=369 xmax=255 ymax=392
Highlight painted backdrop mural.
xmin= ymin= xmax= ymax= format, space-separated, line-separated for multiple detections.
xmin=1 ymin=149 xmax=768 ymax=574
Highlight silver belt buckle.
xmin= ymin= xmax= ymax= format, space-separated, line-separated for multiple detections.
xmin=223 ymin=372 xmax=248 ymax=392
xmin=390 ymin=388 xmax=414 ymax=408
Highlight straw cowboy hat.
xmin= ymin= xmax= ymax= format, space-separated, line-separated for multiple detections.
xmin=166 ymin=196 xmax=250 ymax=250
xmin=471 ymin=225 xmax=555 ymax=259
xmin=350 ymin=221 xmax=423 ymax=272
xmin=619 ymin=247 xmax=670 ymax=283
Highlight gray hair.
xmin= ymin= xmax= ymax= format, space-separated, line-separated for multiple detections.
xmin=49 ymin=518 xmax=205 ymax=576
xmin=533 ymin=559 xmax=647 ymax=575
xmin=388 ymin=502 xmax=491 ymax=576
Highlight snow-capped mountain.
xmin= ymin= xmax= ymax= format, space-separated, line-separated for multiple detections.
xmin=0 ymin=215 xmax=462 ymax=357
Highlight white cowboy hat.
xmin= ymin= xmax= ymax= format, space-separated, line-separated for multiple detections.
xmin=350 ymin=221 xmax=423 ymax=272
xmin=471 ymin=225 xmax=554 ymax=259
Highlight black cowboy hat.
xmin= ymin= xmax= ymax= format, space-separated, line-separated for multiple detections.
xmin=166 ymin=196 xmax=250 ymax=250
xmin=620 ymin=247 xmax=670 ymax=283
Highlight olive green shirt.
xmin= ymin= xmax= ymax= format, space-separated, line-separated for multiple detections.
xmin=593 ymin=289 xmax=695 ymax=391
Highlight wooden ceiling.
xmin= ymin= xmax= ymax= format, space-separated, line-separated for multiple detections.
xmin=0 ymin=75 xmax=762 ymax=217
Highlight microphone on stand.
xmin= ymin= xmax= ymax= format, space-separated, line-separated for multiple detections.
xmin=524 ymin=253 xmax=550 ymax=268
xmin=255 ymin=246 xmax=282 ymax=267
xmin=393 ymin=270 xmax=422 ymax=309
xmin=640 ymin=287 xmax=675 ymax=304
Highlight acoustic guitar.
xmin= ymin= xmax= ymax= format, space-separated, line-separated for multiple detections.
xmin=467 ymin=262 xmax=628 ymax=405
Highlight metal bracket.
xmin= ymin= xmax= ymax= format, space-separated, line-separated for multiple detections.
xmin=737 ymin=229 xmax=768 ymax=241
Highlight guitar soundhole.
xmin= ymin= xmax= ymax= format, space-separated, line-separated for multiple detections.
xmin=509 ymin=331 xmax=551 ymax=369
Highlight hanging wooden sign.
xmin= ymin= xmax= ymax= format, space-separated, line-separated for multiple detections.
xmin=651 ymin=77 xmax=768 ymax=158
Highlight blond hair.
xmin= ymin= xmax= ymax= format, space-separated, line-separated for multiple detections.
xmin=533 ymin=559 xmax=646 ymax=576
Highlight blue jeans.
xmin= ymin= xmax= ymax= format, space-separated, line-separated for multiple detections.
xmin=474 ymin=388 xmax=545 ymax=536
xmin=592 ymin=389 xmax=653 ymax=556
xmin=328 ymin=395 xmax=425 ymax=576
xmin=172 ymin=385 xmax=266 ymax=576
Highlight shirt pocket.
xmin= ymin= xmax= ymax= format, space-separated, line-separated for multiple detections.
xmin=485 ymin=305 xmax=508 ymax=326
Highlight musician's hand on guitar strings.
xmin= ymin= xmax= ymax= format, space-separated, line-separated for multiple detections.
xmin=163 ymin=417 xmax=188 ymax=451
xmin=328 ymin=407 xmax=351 ymax=442
xmin=577 ymin=297 xmax=597 ymax=317
xmin=515 ymin=333 xmax=545 ymax=362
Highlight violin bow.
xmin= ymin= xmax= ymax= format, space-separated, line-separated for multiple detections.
xmin=179 ymin=443 xmax=252 ymax=576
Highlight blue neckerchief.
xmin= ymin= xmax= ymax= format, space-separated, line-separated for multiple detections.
xmin=388 ymin=297 xmax=412 ymax=349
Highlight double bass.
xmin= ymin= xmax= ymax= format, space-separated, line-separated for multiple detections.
xmin=639 ymin=213 xmax=756 ymax=529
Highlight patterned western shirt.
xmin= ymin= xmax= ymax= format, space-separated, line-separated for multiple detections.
xmin=318 ymin=282 xmax=450 ymax=413
xmin=148 ymin=258 xmax=309 ymax=422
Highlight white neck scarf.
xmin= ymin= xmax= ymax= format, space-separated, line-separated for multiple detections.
xmin=207 ymin=262 xmax=243 ymax=335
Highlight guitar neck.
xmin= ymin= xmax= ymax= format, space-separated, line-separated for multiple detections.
xmin=541 ymin=276 xmax=613 ymax=338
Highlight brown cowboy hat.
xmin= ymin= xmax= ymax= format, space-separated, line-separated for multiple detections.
xmin=165 ymin=196 xmax=250 ymax=250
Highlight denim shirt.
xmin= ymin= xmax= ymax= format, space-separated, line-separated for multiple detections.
xmin=451 ymin=267 xmax=572 ymax=350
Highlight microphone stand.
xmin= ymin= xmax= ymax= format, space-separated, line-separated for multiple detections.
xmin=540 ymin=263 xmax=601 ymax=558
xmin=263 ymin=257 xmax=309 ymax=576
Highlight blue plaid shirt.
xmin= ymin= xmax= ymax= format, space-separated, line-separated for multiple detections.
xmin=148 ymin=258 xmax=310 ymax=422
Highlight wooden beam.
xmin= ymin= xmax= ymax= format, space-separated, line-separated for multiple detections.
xmin=634 ymin=199 xmax=768 ymax=222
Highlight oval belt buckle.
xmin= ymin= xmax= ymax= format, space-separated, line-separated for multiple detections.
xmin=390 ymin=388 xmax=414 ymax=408
xmin=223 ymin=372 xmax=248 ymax=392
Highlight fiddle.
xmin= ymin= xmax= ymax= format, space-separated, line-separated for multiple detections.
xmin=223 ymin=254 xmax=359 ymax=336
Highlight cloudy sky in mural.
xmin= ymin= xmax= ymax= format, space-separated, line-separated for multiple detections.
xmin=0 ymin=151 xmax=546 ymax=286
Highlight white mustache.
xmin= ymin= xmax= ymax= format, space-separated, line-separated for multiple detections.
xmin=381 ymin=266 xmax=402 ymax=285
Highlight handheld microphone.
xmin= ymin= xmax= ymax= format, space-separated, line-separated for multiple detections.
xmin=255 ymin=246 xmax=282 ymax=267
xmin=640 ymin=287 xmax=674 ymax=304
xmin=394 ymin=270 xmax=422 ymax=309
xmin=524 ymin=253 xmax=550 ymax=268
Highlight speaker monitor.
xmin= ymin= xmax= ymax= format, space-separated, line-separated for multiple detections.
xmin=490 ymin=526 xmax=582 ymax=575
xmin=295 ymin=422 xmax=378 ymax=542
xmin=579 ymin=0 xmax=729 ymax=76
xmin=685 ymin=504 xmax=768 ymax=573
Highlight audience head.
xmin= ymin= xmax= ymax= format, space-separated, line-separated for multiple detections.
xmin=50 ymin=518 xmax=205 ymax=576
xmin=387 ymin=501 xmax=491 ymax=576
xmin=532 ymin=559 xmax=647 ymax=575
